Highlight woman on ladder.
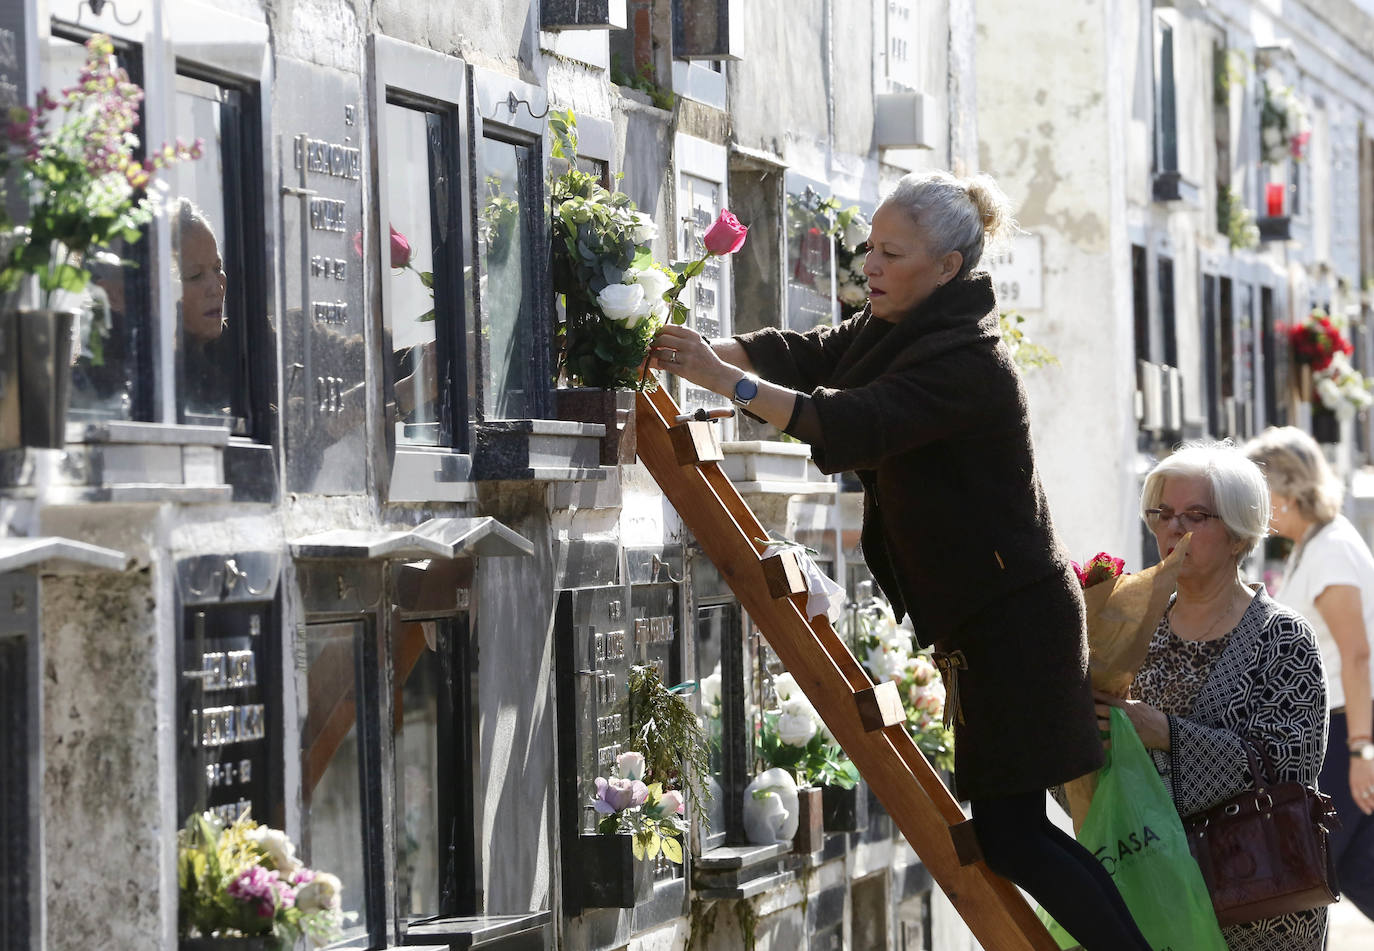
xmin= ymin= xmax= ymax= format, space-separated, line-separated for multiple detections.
xmin=650 ymin=170 xmax=1151 ymax=950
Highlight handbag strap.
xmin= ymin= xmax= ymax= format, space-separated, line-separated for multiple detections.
xmin=1239 ymin=735 xmax=1277 ymax=789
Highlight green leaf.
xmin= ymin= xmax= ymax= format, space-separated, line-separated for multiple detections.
xmin=419 ymin=270 xmax=435 ymax=288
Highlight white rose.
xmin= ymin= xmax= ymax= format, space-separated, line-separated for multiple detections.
xmin=633 ymin=267 xmax=674 ymax=319
xmin=843 ymin=216 xmax=869 ymax=250
xmin=837 ymin=282 xmax=867 ymax=307
xmin=1262 ymin=127 xmax=1281 ymax=149
xmin=295 ymin=872 xmax=343 ymax=913
xmin=773 ymin=672 xmax=798 ymax=702
xmin=776 ymin=703 xmax=818 ymax=747
xmin=246 ymin=826 xmax=301 ymax=876
xmin=1316 ymin=377 xmax=1342 ymax=407
xmin=629 ymin=211 xmax=658 ymax=245
xmin=596 ymin=282 xmax=648 ymax=323
xmin=700 ymin=666 xmax=722 ymax=711
xmin=616 ymin=750 xmax=646 ymax=781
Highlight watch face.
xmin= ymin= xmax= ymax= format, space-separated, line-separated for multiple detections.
xmin=735 ymin=376 xmax=759 ymax=402
xmin=1362 ymin=744 xmax=1374 ymax=761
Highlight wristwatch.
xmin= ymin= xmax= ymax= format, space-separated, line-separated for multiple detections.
xmin=1350 ymin=742 xmax=1374 ymax=761
xmin=732 ymin=372 xmax=759 ymax=408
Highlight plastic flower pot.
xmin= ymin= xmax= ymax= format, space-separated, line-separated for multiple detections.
xmin=14 ymin=309 xmax=74 ymax=449
xmin=820 ymin=779 xmax=869 ymax=833
xmin=579 ymin=833 xmax=654 ymax=908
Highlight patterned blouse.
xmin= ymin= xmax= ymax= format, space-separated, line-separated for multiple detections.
xmin=1133 ymin=588 xmax=1329 ymax=950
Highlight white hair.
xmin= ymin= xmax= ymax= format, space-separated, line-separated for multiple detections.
xmin=878 ymin=170 xmax=1015 ymax=279
xmin=1140 ymin=440 xmax=1271 ymax=558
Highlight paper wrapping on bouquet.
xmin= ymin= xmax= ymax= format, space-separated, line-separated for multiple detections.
xmin=1065 ymin=535 xmax=1192 ymax=831
xmin=761 ymin=542 xmax=846 ymax=623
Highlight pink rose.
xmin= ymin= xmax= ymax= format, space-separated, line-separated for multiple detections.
xmin=659 ymin=789 xmax=685 ymax=815
xmin=390 ymin=225 xmax=413 ymax=269
xmin=702 ymin=209 xmax=747 ymax=255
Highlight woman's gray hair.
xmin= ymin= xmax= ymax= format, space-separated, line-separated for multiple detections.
xmin=1244 ymin=426 xmax=1343 ymax=524
xmin=1140 ymin=440 xmax=1271 ymax=558
xmin=878 ymin=170 xmax=1016 ymax=279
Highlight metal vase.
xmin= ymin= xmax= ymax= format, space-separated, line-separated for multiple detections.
xmin=16 ymin=309 xmax=73 ymax=449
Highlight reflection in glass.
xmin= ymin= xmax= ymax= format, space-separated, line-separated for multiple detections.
xmin=385 ymin=103 xmax=441 ymax=445
xmin=695 ymin=604 xmax=730 ymax=844
xmin=45 ymin=33 xmax=147 ymax=421
xmin=174 ymin=77 xmax=239 ymax=426
xmin=785 ymin=186 xmax=836 ymax=332
xmin=298 ymin=623 xmax=368 ymax=940
xmin=393 ymin=621 xmax=441 ymax=918
xmin=478 ymin=139 xmax=533 ymax=419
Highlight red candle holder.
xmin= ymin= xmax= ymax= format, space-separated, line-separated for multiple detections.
xmin=1266 ymin=183 xmax=1285 ymax=218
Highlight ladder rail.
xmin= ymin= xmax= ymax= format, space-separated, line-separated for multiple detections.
xmin=636 ymin=383 xmax=1060 ymax=950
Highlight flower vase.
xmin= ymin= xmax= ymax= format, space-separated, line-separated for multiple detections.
xmin=9 ymin=309 xmax=75 ymax=449
xmin=792 ymin=785 xmax=825 ymax=854
xmin=1312 ymin=404 xmax=1340 ymax=444
xmin=554 ymin=387 xmax=636 ymax=466
xmin=820 ymin=779 xmax=868 ymax=833
xmin=579 ymin=833 xmax=654 ymax=908
xmin=180 ymin=938 xmax=280 ymax=951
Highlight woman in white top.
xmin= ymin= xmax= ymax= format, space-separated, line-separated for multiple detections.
xmin=1247 ymin=426 xmax=1374 ymax=921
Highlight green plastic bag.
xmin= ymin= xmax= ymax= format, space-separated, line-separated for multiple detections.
xmin=1037 ymin=707 xmax=1227 ymax=950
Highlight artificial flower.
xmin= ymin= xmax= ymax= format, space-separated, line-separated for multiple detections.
xmin=294 ymin=872 xmax=343 ymax=914
xmin=776 ymin=696 xmax=820 ymax=747
xmin=592 ymin=775 xmax=649 ymax=814
xmin=616 ymin=750 xmax=646 ymax=782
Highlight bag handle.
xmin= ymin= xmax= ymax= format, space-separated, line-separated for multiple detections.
xmin=1238 ymin=735 xmax=1277 ymax=790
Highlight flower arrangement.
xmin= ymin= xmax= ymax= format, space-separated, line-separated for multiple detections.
xmin=1216 ymin=184 xmax=1260 ymax=251
xmin=178 ymin=812 xmax=348 ymax=949
xmin=0 ymin=33 xmax=201 ymax=308
xmin=833 ymin=207 xmax=870 ymax=319
xmin=549 ymin=110 xmax=746 ymax=390
xmin=756 ymin=670 xmax=860 ymax=789
xmin=1314 ymin=350 xmax=1373 ymax=420
xmin=997 ymin=309 xmax=1059 ymax=372
xmin=1072 ymin=551 xmax=1125 ymax=589
xmin=1289 ymin=306 xmax=1355 ymax=373
xmin=842 ymin=594 xmax=954 ymax=771
xmin=591 ymin=750 xmax=688 ymax=863
xmin=623 ymin=663 xmax=711 ymax=831
xmin=1260 ymin=71 xmax=1309 ymax=165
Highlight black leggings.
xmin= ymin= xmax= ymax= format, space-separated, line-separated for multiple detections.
xmin=971 ymin=791 xmax=1153 ymax=951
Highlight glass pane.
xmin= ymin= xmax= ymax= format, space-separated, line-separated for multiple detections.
xmin=785 ymin=185 xmax=836 ymax=332
xmin=297 ymin=622 xmax=368 ymax=940
xmin=478 ymin=138 xmax=533 ymax=419
xmin=174 ymin=78 xmax=236 ymax=426
xmin=393 ymin=621 xmax=441 ymax=918
xmin=44 ymin=34 xmax=146 ymax=422
xmin=385 ymin=103 xmax=441 ymax=445
xmin=695 ymin=604 xmax=729 ymax=838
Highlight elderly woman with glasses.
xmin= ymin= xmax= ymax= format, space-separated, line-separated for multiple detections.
xmin=650 ymin=171 xmax=1153 ymax=950
xmin=1099 ymin=440 xmax=1328 ymax=949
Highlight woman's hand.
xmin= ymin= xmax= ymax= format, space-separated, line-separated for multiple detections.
xmin=647 ymin=324 xmax=735 ymax=395
xmin=1352 ymin=756 xmax=1374 ymax=816
xmin=1094 ymin=690 xmax=1170 ymax=750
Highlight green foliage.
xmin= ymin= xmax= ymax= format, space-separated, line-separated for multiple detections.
xmin=626 ymin=664 xmax=712 ymax=827
xmin=1216 ymin=183 xmax=1259 ymax=251
xmin=610 ymin=58 xmax=676 ymax=111
xmin=756 ymin=710 xmax=860 ymax=788
xmin=997 ymin=309 xmax=1060 ymax=372
xmin=597 ymin=781 xmax=687 ymax=863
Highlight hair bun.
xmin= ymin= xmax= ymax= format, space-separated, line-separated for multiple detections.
xmin=964 ymin=174 xmax=1015 ymax=242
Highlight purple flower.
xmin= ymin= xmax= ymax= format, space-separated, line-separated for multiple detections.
xmin=227 ymin=866 xmax=296 ymax=918
xmin=592 ymin=776 xmax=649 ymax=815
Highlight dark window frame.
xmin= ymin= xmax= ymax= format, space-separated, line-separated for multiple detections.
xmin=172 ymin=63 xmax=272 ymax=441
xmin=469 ymin=74 xmax=555 ymax=423
xmin=1154 ymin=15 xmax=1179 ymax=176
xmin=49 ymin=21 xmax=156 ymax=423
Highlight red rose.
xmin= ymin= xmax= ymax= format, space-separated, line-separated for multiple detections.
xmin=702 ymin=209 xmax=748 ymax=255
xmin=390 ymin=225 xmax=413 ymax=269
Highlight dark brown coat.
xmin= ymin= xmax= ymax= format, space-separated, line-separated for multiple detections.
xmin=736 ymin=274 xmax=1102 ymax=796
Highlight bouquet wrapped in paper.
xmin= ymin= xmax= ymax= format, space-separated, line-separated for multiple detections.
xmin=1064 ymin=536 xmax=1192 ymax=830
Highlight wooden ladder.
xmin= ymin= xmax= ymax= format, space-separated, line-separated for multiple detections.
xmin=636 ymin=384 xmax=1059 ymax=950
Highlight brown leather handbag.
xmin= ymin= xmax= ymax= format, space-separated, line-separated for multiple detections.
xmin=1182 ymin=738 xmax=1340 ymax=926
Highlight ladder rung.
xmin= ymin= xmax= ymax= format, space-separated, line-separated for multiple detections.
xmin=667 ymin=420 xmax=723 ymax=466
xmin=854 ymin=680 xmax=905 ymax=731
xmin=950 ymin=819 xmax=985 ymax=867
xmin=760 ymin=549 xmax=808 ymax=599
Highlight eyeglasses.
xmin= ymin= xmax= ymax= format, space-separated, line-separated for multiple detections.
xmin=1144 ymin=507 xmax=1222 ymax=530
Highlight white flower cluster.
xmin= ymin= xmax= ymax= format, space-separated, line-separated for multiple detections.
xmin=836 ymin=212 xmax=871 ymax=308
xmin=848 ymin=601 xmax=945 ymax=724
xmin=595 ymin=264 xmax=674 ymax=329
xmin=1315 ymin=350 xmax=1373 ymax=420
xmin=1261 ymin=71 xmax=1307 ymax=165
xmin=771 ymin=672 xmax=832 ymax=747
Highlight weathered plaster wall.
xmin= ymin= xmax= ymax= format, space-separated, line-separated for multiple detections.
xmin=977 ymin=0 xmax=1140 ymax=565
